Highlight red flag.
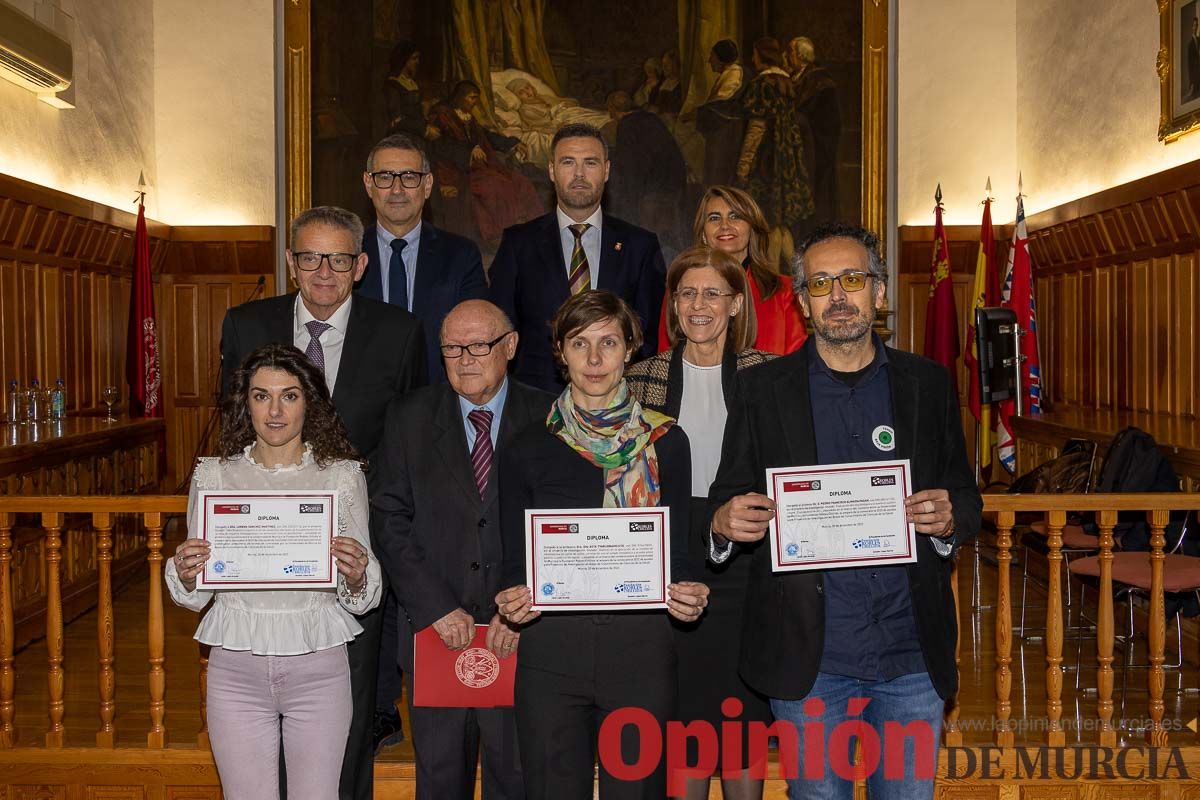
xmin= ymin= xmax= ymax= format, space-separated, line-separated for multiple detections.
xmin=997 ymin=194 xmax=1041 ymax=473
xmin=127 ymin=201 xmax=162 ymax=417
xmin=964 ymin=197 xmax=997 ymax=474
xmin=923 ymin=191 xmax=960 ymax=393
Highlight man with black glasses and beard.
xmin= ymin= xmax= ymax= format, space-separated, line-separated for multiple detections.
xmin=488 ymin=122 xmax=667 ymax=391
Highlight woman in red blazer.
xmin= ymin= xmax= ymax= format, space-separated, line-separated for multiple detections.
xmin=657 ymin=185 xmax=806 ymax=354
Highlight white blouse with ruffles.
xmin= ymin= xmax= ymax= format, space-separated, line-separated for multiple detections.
xmin=165 ymin=445 xmax=382 ymax=656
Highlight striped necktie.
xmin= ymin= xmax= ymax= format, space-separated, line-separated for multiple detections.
xmin=567 ymin=223 xmax=591 ymax=295
xmin=467 ymin=409 xmax=494 ymax=498
xmin=304 ymin=320 xmax=332 ymax=373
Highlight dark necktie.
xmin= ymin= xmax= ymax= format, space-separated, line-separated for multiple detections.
xmin=468 ymin=409 xmax=494 ymax=498
xmin=389 ymin=237 xmax=409 ymax=310
xmin=567 ymin=223 xmax=591 ymax=295
xmin=304 ymin=320 xmax=332 ymax=374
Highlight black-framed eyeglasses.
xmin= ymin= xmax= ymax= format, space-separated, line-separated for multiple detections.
xmin=291 ymin=251 xmax=359 ymax=273
xmin=800 ymin=270 xmax=872 ymax=297
xmin=674 ymin=287 xmax=737 ymax=303
xmin=440 ymin=331 xmax=513 ymax=359
xmin=368 ymin=170 xmax=428 ymax=189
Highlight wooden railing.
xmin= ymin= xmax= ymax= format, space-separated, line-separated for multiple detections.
xmin=948 ymin=492 xmax=1200 ymax=752
xmin=0 ymin=496 xmax=187 ymax=750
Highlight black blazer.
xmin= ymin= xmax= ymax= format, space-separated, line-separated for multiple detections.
xmin=488 ymin=212 xmax=667 ymax=392
xmin=357 ymin=222 xmax=487 ymax=383
xmin=218 ymin=292 xmax=427 ymax=474
xmin=499 ymin=422 xmax=695 ymax=674
xmin=707 ymin=346 xmax=981 ymax=701
xmin=370 ymin=379 xmax=554 ymax=670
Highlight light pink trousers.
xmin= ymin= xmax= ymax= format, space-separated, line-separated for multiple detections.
xmin=207 ymin=645 xmax=352 ymax=800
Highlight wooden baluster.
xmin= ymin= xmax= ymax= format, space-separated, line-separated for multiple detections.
xmin=94 ymin=511 xmax=116 ymax=747
xmin=1044 ymin=510 xmax=1066 ymax=746
xmin=198 ymin=646 xmax=210 ymax=749
xmin=944 ymin=560 xmax=962 ymax=746
xmin=1145 ymin=508 xmax=1169 ymax=747
xmin=0 ymin=512 xmax=14 ymax=748
xmin=1095 ymin=509 xmax=1117 ymax=747
xmin=43 ymin=511 xmax=65 ymax=747
xmin=146 ymin=511 xmax=167 ymax=748
xmin=995 ymin=510 xmax=1014 ymax=747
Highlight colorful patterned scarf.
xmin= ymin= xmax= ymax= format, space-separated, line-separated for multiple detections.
xmin=548 ymin=380 xmax=674 ymax=507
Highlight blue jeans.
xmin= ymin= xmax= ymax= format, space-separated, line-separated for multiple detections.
xmin=769 ymin=671 xmax=944 ymax=800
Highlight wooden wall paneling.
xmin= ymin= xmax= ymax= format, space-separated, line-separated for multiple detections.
xmin=1179 ymin=251 xmax=1200 ymax=418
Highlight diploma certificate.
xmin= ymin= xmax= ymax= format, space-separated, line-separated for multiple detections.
xmin=198 ymin=490 xmax=338 ymax=590
xmin=525 ymin=507 xmax=670 ymax=611
xmin=765 ymin=460 xmax=916 ymax=572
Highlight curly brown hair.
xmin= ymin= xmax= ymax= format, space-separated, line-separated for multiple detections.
xmin=217 ymin=343 xmax=364 ymax=469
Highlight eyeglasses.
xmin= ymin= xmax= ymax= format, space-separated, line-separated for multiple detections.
xmin=801 ymin=270 xmax=872 ymax=297
xmin=440 ymin=331 xmax=513 ymax=359
xmin=368 ymin=170 xmax=428 ymax=189
xmin=291 ymin=251 xmax=359 ymax=273
xmin=674 ymin=287 xmax=737 ymax=303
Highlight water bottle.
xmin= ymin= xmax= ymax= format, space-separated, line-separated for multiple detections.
xmin=27 ymin=378 xmax=42 ymax=422
xmin=50 ymin=377 xmax=66 ymax=420
xmin=5 ymin=380 xmax=19 ymax=424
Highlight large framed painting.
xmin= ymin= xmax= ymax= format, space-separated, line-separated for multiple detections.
xmin=1159 ymin=0 xmax=1200 ymax=141
xmin=283 ymin=0 xmax=888 ymax=269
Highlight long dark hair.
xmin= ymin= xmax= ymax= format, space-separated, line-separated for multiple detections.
xmin=217 ymin=343 xmax=363 ymax=469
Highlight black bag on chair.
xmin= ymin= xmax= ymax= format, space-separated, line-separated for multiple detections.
xmin=1090 ymin=427 xmax=1184 ymax=553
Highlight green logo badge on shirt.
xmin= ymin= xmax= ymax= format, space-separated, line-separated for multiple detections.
xmin=872 ymin=425 xmax=895 ymax=451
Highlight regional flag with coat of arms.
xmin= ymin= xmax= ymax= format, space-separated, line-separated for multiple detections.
xmin=924 ymin=186 xmax=960 ymax=394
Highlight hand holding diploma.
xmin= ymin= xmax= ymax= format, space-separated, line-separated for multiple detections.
xmin=712 ymin=492 xmax=777 ymax=543
xmin=173 ymin=539 xmax=212 ymax=592
xmin=495 ymin=585 xmax=540 ymax=626
xmin=331 ymin=535 xmax=369 ymax=593
xmin=904 ymin=488 xmax=955 ymax=538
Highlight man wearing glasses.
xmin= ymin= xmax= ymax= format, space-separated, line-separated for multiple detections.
xmin=219 ymin=204 xmax=427 ymax=800
xmin=707 ymin=222 xmax=981 ymax=800
xmin=358 ymin=133 xmax=487 ymax=383
xmin=372 ymin=299 xmax=552 ymax=800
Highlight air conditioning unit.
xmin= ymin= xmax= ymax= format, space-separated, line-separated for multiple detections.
xmin=0 ymin=1 xmax=72 ymax=94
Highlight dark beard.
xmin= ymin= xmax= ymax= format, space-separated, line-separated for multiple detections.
xmin=812 ymin=302 xmax=873 ymax=345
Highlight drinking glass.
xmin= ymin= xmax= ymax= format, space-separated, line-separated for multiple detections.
xmin=102 ymin=385 xmax=119 ymax=421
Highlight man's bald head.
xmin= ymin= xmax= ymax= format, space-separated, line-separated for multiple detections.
xmin=440 ymin=300 xmax=518 ymax=406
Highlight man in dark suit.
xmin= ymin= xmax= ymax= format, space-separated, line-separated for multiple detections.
xmin=372 ymin=299 xmax=552 ymax=800
xmin=708 ymin=222 xmax=981 ymax=800
xmin=357 ymin=133 xmax=488 ymax=383
xmin=488 ymin=122 xmax=667 ymax=392
xmin=219 ymin=205 xmax=427 ymax=800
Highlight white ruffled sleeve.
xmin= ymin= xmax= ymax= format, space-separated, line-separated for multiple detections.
xmin=335 ymin=463 xmax=382 ymax=614
xmin=164 ymin=460 xmax=216 ymax=613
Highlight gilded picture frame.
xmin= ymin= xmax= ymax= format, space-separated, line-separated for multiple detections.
xmin=1159 ymin=0 xmax=1200 ymax=142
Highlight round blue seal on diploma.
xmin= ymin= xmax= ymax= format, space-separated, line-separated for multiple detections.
xmin=541 ymin=582 xmax=554 ymax=596
xmin=213 ymin=561 xmax=226 ymax=574
xmin=785 ymin=543 xmax=799 ymax=557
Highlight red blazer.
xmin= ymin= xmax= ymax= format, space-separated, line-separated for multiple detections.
xmin=657 ymin=272 xmax=807 ymax=355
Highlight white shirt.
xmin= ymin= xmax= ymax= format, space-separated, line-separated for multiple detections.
xmin=556 ymin=205 xmax=602 ymax=288
xmin=164 ymin=447 xmax=382 ymax=655
xmin=677 ymin=359 xmax=727 ymax=497
xmin=294 ymin=294 xmax=353 ymax=394
xmin=374 ymin=220 xmax=421 ymax=310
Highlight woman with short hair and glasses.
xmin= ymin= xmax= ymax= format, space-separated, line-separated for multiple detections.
xmin=627 ymin=246 xmax=776 ymax=800
xmin=167 ymin=343 xmax=381 ymax=799
xmin=495 ymin=290 xmax=709 ymax=800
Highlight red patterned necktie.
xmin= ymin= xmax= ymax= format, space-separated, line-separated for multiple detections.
xmin=468 ymin=409 xmax=494 ymax=498
xmin=304 ymin=320 xmax=332 ymax=373
xmin=567 ymin=223 xmax=591 ymax=295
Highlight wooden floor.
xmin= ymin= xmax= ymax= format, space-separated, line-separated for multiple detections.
xmin=9 ymin=531 xmax=1200 ymax=778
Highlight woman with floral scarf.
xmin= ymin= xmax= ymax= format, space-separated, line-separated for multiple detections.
xmin=496 ymin=290 xmax=709 ymax=800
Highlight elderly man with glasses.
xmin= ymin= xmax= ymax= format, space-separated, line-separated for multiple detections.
xmin=372 ymin=299 xmax=553 ymax=800
xmin=357 ymin=133 xmax=488 ymax=384
xmin=218 ymin=204 xmax=427 ymax=800
xmin=706 ymin=221 xmax=981 ymax=800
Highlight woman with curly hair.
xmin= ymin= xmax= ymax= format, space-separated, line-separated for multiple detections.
xmin=166 ymin=342 xmax=380 ymax=799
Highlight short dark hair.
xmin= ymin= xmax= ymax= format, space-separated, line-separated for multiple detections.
xmin=753 ymin=36 xmax=785 ymax=68
xmin=290 ymin=206 xmax=364 ymax=252
xmin=451 ymin=80 xmax=481 ymax=106
xmin=365 ymin=133 xmax=430 ymax=173
xmin=218 ymin=343 xmax=363 ymax=469
xmin=550 ymin=290 xmax=643 ymax=374
xmin=551 ymin=123 xmax=609 ymax=161
xmin=791 ymin=221 xmax=887 ymax=293
xmin=712 ymin=39 xmax=738 ymax=65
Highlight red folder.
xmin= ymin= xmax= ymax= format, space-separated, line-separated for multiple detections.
xmin=412 ymin=624 xmax=516 ymax=708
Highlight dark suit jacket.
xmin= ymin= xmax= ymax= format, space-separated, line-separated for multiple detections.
xmin=357 ymin=222 xmax=487 ymax=383
xmin=370 ymin=379 xmax=554 ymax=670
xmin=488 ymin=212 xmax=666 ymax=392
xmin=219 ymin=292 xmax=427 ymax=474
xmin=707 ymin=346 xmax=981 ymax=701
